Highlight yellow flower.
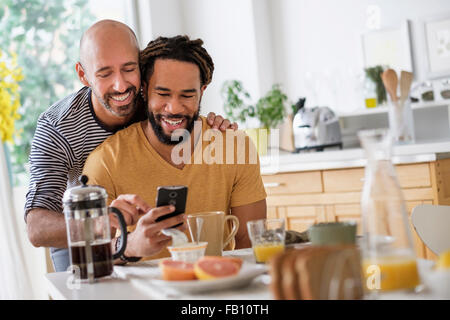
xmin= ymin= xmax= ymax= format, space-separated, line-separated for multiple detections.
xmin=0 ymin=49 xmax=23 ymax=143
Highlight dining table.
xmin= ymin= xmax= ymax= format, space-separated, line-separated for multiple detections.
xmin=44 ymin=248 xmax=443 ymax=300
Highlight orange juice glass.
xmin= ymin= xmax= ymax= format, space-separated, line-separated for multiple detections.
xmin=253 ymin=243 xmax=285 ymax=263
xmin=247 ymin=218 xmax=286 ymax=264
xmin=362 ymin=255 xmax=420 ymax=292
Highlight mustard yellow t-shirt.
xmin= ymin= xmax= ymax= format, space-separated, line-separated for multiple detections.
xmin=83 ymin=116 xmax=267 ymax=259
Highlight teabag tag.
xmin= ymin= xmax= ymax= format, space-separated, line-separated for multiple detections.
xmin=161 ymin=228 xmax=188 ymax=247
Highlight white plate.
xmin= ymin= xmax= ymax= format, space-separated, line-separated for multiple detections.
xmin=148 ymin=262 xmax=268 ymax=294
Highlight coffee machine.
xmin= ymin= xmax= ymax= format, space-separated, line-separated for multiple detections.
xmin=292 ymin=98 xmax=343 ymax=152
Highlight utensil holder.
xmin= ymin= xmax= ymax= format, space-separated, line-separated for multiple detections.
xmin=388 ymin=100 xmax=415 ymax=144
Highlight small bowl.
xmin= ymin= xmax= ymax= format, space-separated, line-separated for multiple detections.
xmin=308 ymin=222 xmax=357 ymax=246
xmin=421 ymin=267 xmax=450 ymax=299
xmin=167 ymin=242 xmax=208 ymax=263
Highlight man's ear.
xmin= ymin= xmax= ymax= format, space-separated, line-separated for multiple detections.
xmin=75 ymin=62 xmax=90 ymax=87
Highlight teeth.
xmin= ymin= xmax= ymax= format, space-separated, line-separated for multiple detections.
xmin=163 ymin=118 xmax=183 ymax=125
xmin=111 ymin=92 xmax=130 ymax=102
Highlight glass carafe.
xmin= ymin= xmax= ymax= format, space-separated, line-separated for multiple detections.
xmin=358 ymin=129 xmax=420 ymax=296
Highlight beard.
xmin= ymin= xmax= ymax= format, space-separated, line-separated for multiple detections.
xmin=147 ymin=107 xmax=200 ymax=145
xmin=93 ymin=86 xmax=138 ymax=118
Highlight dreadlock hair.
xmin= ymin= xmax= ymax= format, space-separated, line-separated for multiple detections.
xmin=139 ymin=35 xmax=214 ymax=87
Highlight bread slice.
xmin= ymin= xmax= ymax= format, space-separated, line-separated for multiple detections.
xmin=295 ymin=245 xmax=364 ymax=299
xmin=268 ymin=250 xmax=287 ymax=300
xmin=281 ymin=251 xmax=301 ymax=299
xmin=269 ymin=245 xmax=364 ymax=300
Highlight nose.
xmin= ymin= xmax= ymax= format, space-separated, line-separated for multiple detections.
xmin=112 ymin=73 xmax=128 ymax=93
xmin=165 ymin=97 xmax=184 ymax=115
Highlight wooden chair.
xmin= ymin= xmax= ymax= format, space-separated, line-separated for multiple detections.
xmin=411 ymin=204 xmax=450 ymax=255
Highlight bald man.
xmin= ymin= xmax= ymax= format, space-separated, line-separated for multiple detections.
xmin=25 ymin=20 xmax=236 ymax=272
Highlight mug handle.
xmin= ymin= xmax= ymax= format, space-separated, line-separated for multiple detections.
xmin=222 ymin=215 xmax=240 ymax=249
xmin=109 ymin=207 xmax=128 ymax=259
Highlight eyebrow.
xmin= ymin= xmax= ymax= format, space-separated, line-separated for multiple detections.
xmin=154 ymin=86 xmax=197 ymax=93
xmin=95 ymin=62 xmax=138 ymax=74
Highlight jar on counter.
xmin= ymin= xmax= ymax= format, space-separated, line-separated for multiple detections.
xmin=441 ymin=79 xmax=450 ymax=100
xmin=420 ymin=82 xmax=434 ymax=102
xmin=364 ymin=77 xmax=377 ymax=108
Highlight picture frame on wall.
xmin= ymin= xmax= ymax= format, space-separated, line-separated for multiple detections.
xmin=361 ymin=20 xmax=413 ymax=73
xmin=423 ymin=14 xmax=450 ymax=79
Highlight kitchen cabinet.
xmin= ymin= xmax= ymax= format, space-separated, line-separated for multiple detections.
xmin=263 ymin=159 xmax=450 ymax=260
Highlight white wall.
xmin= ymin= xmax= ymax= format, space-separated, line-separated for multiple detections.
xmin=178 ymin=0 xmax=261 ymax=119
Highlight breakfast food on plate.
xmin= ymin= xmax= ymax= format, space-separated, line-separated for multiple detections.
xmin=159 ymin=259 xmax=196 ymax=281
xmin=194 ymin=256 xmax=241 ymax=280
xmin=436 ymin=250 xmax=450 ymax=270
xmin=285 ymin=230 xmax=309 ymax=245
xmin=269 ymin=245 xmax=364 ymax=300
xmin=268 ymin=251 xmax=288 ymax=299
xmin=159 ymin=256 xmax=243 ymax=281
xmin=200 ymin=256 xmax=243 ymax=268
xmin=281 ymin=251 xmax=301 ymax=299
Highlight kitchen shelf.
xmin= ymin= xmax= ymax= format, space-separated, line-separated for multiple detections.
xmin=337 ymin=100 xmax=450 ymax=118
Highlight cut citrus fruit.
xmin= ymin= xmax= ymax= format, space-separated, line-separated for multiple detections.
xmin=201 ymin=256 xmax=243 ymax=268
xmin=436 ymin=250 xmax=450 ymax=270
xmin=159 ymin=259 xmax=196 ymax=281
xmin=194 ymin=256 xmax=241 ymax=280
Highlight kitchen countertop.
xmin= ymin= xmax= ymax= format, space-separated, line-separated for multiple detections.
xmin=260 ymin=139 xmax=450 ymax=174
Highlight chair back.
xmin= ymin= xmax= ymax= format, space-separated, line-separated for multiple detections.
xmin=411 ymin=204 xmax=450 ymax=255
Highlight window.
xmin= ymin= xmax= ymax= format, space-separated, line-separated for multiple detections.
xmin=1 ymin=0 xmax=131 ymax=188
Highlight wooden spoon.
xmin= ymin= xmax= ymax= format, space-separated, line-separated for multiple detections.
xmin=400 ymin=71 xmax=414 ymax=105
xmin=382 ymin=69 xmax=399 ymax=102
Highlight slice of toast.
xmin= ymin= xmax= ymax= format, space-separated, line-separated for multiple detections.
xmin=268 ymin=250 xmax=287 ymax=300
xmin=281 ymin=251 xmax=301 ymax=300
xmin=295 ymin=245 xmax=363 ymax=299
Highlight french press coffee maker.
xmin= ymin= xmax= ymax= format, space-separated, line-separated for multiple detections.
xmin=63 ymin=175 xmax=127 ymax=283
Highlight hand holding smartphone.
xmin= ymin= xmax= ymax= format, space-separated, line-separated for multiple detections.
xmin=155 ymin=186 xmax=188 ymax=228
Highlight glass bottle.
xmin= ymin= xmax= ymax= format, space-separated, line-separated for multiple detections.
xmin=364 ymin=77 xmax=377 ymax=108
xmin=358 ymin=129 xmax=420 ymax=297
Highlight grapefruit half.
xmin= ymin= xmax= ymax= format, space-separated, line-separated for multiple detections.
xmin=159 ymin=259 xmax=196 ymax=281
xmin=194 ymin=256 xmax=241 ymax=280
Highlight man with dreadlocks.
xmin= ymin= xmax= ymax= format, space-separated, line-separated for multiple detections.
xmin=83 ymin=35 xmax=267 ymax=262
xmin=25 ymin=20 xmax=237 ymax=271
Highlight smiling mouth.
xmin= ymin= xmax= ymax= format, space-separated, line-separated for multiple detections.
xmin=110 ymin=91 xmax=131 ymax=102
xmin=162 ymin=117 xmax=184 ymax=126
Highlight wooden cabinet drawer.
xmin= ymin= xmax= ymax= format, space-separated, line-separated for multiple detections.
xmin=396 ymin=163 xmax=431 ymax=188
xmin=323 ymin=168 xmax=364 ymax=192
xmin=322 ymin=163 xmax=431 ymax=192
xmin=262 ymin=171 xmax=322 ymax=195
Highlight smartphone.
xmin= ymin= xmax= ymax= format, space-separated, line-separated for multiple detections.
xmin=155 ymin=185 xmax=188 ymax=227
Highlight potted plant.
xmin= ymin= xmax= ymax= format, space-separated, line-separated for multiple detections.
xmin=221 ymin=81 xmax=287 ymax=155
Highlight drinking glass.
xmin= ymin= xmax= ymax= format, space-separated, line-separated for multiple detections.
xmin=247 ymin=218 xmax=286 ymax=263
